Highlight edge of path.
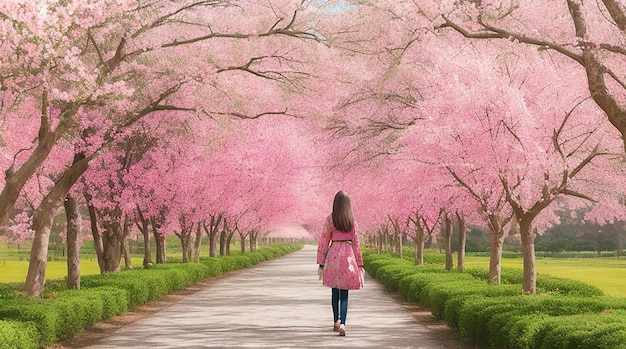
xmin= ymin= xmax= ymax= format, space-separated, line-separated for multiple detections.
xmin=47 ymin=248 xmax=475 ymax=349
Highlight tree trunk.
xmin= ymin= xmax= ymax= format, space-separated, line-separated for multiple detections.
xmin=102 ymin=220 xmax=122 ymax=272
xmin=25 ymin=152 xmax=90 ymax=297
xmin=121 ymin=215 xmax=132 ymax=269
xmin=456 ymin=212 xmax=466 ymax=272
xmin=203 ymin=215 xmax=222 ymax=257
xmin=180 ymin=233 xmax=191 ymax=263
xmin=65 ymin=193 xmax=81 ymax=290
xmin=240 ymin=233 xmax=247 ymax=254
xmin=250 ymin=232 xmax=257 ymax=251
xmin=134 ymin=206 xmax=152 ymax=268
xmin=178 ymin=215 xmax=194 ymax=263
xmin=225 ymin=230 xmax=234 ymax=255
xmin=85 ymin=190 xmax=105 ymax=273
xmin=389 ymin=217 xmax=403 ymax=259
xmin=143 ymin=225 xmax=152 ymax=267
xmin=193 ymin=222 xmax=202 ymax=263
xmin=152 ymin=218 xmax=166 ymax=264
xmin=220 ymin=219 xmax=228 ymax=256
xmin=24 ymin=209 xmax=54 ymax=297
xmin=519 ymin=217 xmax=537 ymax=294
xmin=487 ymin=215 xmax=506 ymax=284
xmin=444 ymin=215 xmax=453 ymax=271
xmin=414 ymin=219 xmax=425 ymax=265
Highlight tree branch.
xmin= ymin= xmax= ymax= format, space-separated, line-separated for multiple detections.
xmin=602 ymin=0 xmax=626 ymax=32
xmin=437 ymin=15 xmax=584 ymax=64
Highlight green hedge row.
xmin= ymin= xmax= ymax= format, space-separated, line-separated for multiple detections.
xmin=362 ymin=249 xmax=626 ymax=349
xmin=0 ymin=243 xmax=302 ymax=349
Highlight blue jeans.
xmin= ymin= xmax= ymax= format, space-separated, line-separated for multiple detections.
xmin=331 ymin=288 xmax=349 ymax=324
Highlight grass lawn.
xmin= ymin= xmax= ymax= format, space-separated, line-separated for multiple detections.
xmin=464 ymin=255 xmax=626 ymax=297
xmin=0 ymin=258 xmax=145 ymax=283
xmin=0 ymin=237 xmax=186 ymax=284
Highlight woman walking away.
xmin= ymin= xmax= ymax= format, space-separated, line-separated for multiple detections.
xmin=317 ymin=190 xmax=364 ymax=337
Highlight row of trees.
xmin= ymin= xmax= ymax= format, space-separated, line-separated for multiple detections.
xmin=1 ymin=1 xmax=625 ymax=297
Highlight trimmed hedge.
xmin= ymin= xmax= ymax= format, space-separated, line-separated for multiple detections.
xmin=363 ymin=248 xmax=625 ymax=349
xmin=0 ymin=320 xmax=38 ymax=349
xmin=0 ymin=243 xmax=302 ymax=349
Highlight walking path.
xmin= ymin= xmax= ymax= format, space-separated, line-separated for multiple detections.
xmin=82 ymin=245 xmax=462 ymax=349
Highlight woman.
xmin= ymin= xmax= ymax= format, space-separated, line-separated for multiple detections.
xmin=316 ymin=190 xmax=364 ymax=337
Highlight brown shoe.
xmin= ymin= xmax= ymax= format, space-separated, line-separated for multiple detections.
xmin=333 ymin=320 xmax=341 ymax=332
xmin=338 ymin=324 xmax=345 ymax=336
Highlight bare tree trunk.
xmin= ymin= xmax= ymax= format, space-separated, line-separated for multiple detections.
xmin=444 ymin=215 xmax=454 ymax=271
xmin=220 ymin=219 xmax=228 ymax=256
xmin=388 ymin=216 xmax=403 ymax=259
xmin=85 ymin=190 xmax=105 ymax=273
xmin=226 ymin=230 xmax=234 ymax=256
xmin=134 ymin=206 xmax=152 ymax=268
xmin=152 ymin=218 xmax=166 ymax=264
xmin=25 ymin=152 xmax=90 ymax=297
xmin=25 ymin=211 xmax=54 ymax=297
xmin=176 ymin=216 xmax=193 ymax=263
xmin=456 ymin=212 xmax=466 ymax=272
xmin=121 ymin=214 xmax=132 ymax=269
xmin=249 ymin=231 xmax=256 ymax=251
xmin=487 ymin=215 xmax=506 ymax=284
xmin=409 ymin=213 xmax=426 ymax=265
xmin=181 ymin=234 xmax=191 ymax=262
xmin=193 ymin=222 xmax=202 ymax=263
xmin=203 ymin=214 xmax=222 ymax=257
xmin=102 ymin=220 xmax=122 ymax=272
xmin=239 ymin=230 xmax=247 ymax=254
xmin=65 ymin=193 xmax=81 ymax=290
xmin=519 ymin=217 xmax=537 ymax=294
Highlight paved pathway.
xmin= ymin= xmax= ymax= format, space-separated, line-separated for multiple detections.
xmin=86 ymin=245 xmax=453 ymax=349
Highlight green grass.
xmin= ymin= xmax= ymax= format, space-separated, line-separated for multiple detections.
xmin=464 ymin=255 xmax=626 ymax=297
xmin=0 ymin=237 xmax=259 ymax=283
xmin=0 ymin=258 xmax=146 ymax=283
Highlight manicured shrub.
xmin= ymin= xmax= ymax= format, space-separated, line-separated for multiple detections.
xmin=536 ymin=274 xmax=604 ymax=296
xmin=363 ymin=254 xmax=407 ymax=276
xmin=0 ymin=320 xmax=39 ymax=349
xmin=0 ymin=299 xmax=59 ymax=347
xmin=363 ymin=248 xmax=626 ymax=349
xmin=443 ymin=283 xmax=521 ymax=328
xmin=87 ymin=286 xmax=128 ymax=318
xmin=258 ymin=248 xmax=279 ymax=260
xmin=82 ymin=273 xmax=151 ymax=307
xmin=532 ymin=311 xmax=626 ymax=349
xmin=458 ymin=295 xmax=626 ymax=348
xmin=0 ymin=284 xmax=16 ymax=300
xmin=423 ymin=251 xmax=447 ymax=265
xmin=217 ymin=256 xmax=239 ymax=273
xmin=232 ymin=255 xmax=253 ymax=269
xmin=246 ymin=252 xmax=265 ymax=265
xmin=429 ymin=281 xmax=521 ymax=321
xmin=375 ymin=264 xmax=420 ymax=293
xmin=466 ymin=266 xmax=524 ymax=284
xmin=200 ymin=257 xmax=224 ymax=277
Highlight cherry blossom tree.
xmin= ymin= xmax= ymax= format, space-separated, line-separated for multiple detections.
xmin=427 ymin=0 xmax=626 ymax=150
xmin=1 ymin=0 xmax=349 ymax=297
xmin=316 ymin=2 xmax=626 ymax=294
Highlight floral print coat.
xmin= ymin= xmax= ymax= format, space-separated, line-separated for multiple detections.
xmin=316 ymin=215 xmax=363 ymax=290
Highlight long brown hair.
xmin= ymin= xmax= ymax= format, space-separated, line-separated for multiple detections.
xmin=332 ymin=190 xmax=354 ymax=232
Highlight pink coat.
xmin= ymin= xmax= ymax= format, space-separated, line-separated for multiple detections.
xmin=316 ymin=215 xmax=363 ymax=290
